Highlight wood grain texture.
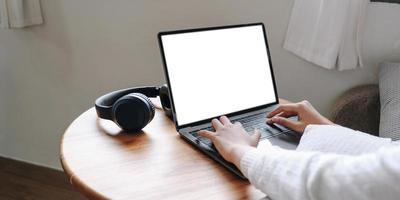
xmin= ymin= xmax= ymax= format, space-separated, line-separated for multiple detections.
xmin=60 ymin=98 xmax=291 ymax=200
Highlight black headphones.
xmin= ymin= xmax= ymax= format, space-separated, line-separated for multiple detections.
xmin=95 ymin=85 xmax=172 ymax=132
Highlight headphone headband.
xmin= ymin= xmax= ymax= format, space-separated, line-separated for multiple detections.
xmin=95 ymin=86 xmax=159 ymax=120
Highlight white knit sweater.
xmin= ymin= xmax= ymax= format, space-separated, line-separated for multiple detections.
xmin=240 ymin=125 xmax=400 ymax=200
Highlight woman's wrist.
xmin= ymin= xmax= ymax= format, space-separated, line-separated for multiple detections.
xmin=230 ymin=145 xmax=256 ymax=167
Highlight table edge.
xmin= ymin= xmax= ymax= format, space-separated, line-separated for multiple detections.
xmin=60 ymin=108 xmax=109 ymax=200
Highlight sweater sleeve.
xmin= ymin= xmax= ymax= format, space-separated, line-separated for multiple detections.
xmin=296 ymin=125 xmax=393 ymax=155
xmin=240 ymin=142 xmax=400 ymax=200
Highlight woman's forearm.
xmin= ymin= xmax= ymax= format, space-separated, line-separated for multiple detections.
xmin=239 ymin=142 xmax=400 ymax=200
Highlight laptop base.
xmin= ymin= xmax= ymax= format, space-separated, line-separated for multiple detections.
xmin=179 ymin=123 xmax=299 ymax=179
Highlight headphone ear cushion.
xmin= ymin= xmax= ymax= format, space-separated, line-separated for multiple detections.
xmin=134 ymin=93 xmax=155 ymax=120
xmin=112 ymin=93 xmax=155 ymax=132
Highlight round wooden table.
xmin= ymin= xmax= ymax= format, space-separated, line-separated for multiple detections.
xmin=60 ymin=98 xmax=282 ymax=200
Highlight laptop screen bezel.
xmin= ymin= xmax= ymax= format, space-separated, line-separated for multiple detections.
xmin=158 ymin=23 xmax=279 ymax=130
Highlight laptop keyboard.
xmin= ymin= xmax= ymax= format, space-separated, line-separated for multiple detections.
xmin=189 ymin=112 xmax=291 ymax=148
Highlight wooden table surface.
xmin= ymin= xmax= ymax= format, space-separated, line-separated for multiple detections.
xmin=61 ymin=98 xmax=291 ymax=200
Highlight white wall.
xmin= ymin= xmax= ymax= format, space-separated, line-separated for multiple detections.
xmin=0 ymin=0 xmax=399 ymax=169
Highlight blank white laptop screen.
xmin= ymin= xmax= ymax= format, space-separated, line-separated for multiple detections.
xmin=160 ymin=24 xmax=277 ymax=127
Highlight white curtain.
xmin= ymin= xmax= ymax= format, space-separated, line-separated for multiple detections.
xmin=283 ymin=0 xmax=369 ymax=71
xmin=0 ymin=0 xmax=43 ymax=29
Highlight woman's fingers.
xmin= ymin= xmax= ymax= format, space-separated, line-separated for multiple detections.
xmin=266 ymin=111 xmax=297 ymax=123
xmin=251 ymin=129 xmax=261 ymax=147
xmin=234 ymin=121 xmax=242 ymax=126
xmin=267 ymin=104 xmax=299 ymax=118
xmin=277 ymin=111 xmax=297 ymax=118
xmin=211 ymin=118 xmax=223 ymax=130
xmin=219 ymin=116 xmax=232 ymax=125
xmin=269 ymin=116 xmax=303 ymax=132
xmin=198 ymin=130 xmax=217 ymax=140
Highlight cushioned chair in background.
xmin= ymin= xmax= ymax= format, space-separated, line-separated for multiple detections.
xmin=331 ymin=84 xmax=380 ymax=136
xmin=330 ymin=62 xmax=400 ymax=140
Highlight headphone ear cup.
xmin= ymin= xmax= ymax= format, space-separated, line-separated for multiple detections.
xmin=159 ymin=84 xmax=172 ymax=119
xmin=134 ymin=93 xmax=155 ymax=121
xmin=112 ymin=93 xmax=155 ymax=132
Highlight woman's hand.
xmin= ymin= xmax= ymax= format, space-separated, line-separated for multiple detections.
xmin=198 ymin=116 xmax=260 ymax=167
xmin=198 ymin=101 xmax=332 ymax=167
xmin=267 ymin=100 xmax=334 ymax=133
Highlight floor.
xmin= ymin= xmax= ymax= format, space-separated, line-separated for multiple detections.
xmin=0 ymin=157 xmax=85 ymax=200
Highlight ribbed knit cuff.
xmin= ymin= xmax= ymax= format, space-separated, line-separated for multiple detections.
xmin=239 ymin=148 xmax=260 ymax=178
xmin=240 ymin=145 xmax=280 ymax=179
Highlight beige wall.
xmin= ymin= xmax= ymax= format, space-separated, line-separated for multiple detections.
xmin=0 ymin=0 xmax=399 ymax=169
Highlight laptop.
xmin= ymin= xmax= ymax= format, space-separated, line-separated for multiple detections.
xmin=158 ymin=23 xmax=299 ymax=179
